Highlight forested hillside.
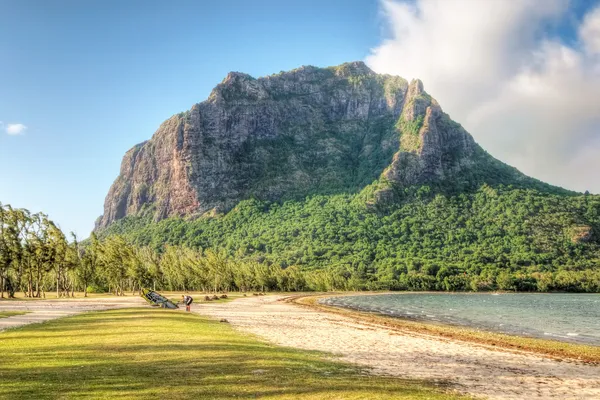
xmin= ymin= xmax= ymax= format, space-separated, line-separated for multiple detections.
xmin=100 ymin=185 xmax=600 ymax=292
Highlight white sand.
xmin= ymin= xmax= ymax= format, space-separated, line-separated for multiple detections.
xmin=194 ymin=295 xmax=600 ymax=400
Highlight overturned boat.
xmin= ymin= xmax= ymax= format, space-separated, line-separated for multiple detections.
xmin=141 ymin=288 xmax=179 ymax=309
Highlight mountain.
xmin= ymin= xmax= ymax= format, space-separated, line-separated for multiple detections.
xmin=96 ymin=61 xmax=561 ymax=230
xmin=95 ymin=62 xmax=600 ymax=291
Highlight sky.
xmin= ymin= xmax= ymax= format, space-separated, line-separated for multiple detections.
xmin=1 ymin=0 xmax=599 ymax=237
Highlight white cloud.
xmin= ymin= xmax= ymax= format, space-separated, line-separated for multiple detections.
xmin=367 ymin=0 xmax=600 ymax=193
xmin=580 ymin=6 xmax=600 ymax=55
xmin=5 ymin=123 xmax=27 ymax=135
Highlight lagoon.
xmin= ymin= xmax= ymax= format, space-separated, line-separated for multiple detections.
xmin=320 ymin=293 xmax=600 ymax=345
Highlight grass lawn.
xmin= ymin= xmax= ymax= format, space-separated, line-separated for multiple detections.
xmin=0 ymin=311 xmax=28 ymax=319
xmin=0 ymin=308 xmax=464 ymax=400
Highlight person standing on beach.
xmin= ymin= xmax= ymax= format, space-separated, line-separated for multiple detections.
xmin=181 ymin=295 xmax=193 ymax=312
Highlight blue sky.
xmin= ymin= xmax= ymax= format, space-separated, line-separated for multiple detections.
xmin=0 ymin=0 xmax=380 ymax=236
xmin=1 ymin=0 xmax=600 ymax=237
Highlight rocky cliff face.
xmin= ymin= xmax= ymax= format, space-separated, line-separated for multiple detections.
xmin=96 ymin=61 xmax=535 ymax=229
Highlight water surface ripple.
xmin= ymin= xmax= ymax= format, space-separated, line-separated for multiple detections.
xmin=320 ymin=293 xmax=600 ymax=345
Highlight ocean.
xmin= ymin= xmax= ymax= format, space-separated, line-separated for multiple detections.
xmin=320 ymin=293 xmax=600 ymax=345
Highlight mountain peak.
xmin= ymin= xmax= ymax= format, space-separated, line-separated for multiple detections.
xmin=223 ymin=71 xmax=254 ymax=82
xmin=96 ymin=62 xmax=561 ymax=230
xmin=408 ymin=78 xmax=424 ymax=94
xmin=329 ymin=61 xmax=375 ymax=77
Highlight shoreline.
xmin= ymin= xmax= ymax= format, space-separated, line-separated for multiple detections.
xmin=291 ymin=292 xmax=600 ymax=364
xmin=195 ymin=294 xmax=600 ymax=400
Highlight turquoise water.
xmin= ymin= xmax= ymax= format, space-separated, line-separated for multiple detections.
xmin=320 ymin=293 xmax=600 ymax=345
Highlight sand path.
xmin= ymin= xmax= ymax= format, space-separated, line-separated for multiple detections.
xmin=194 ymin=295 xmax=600 ymax=400
xmin=0 ymin=297 xmax=145 ymax=331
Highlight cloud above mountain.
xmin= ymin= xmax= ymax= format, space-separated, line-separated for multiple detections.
xmin=367 ymin=0 xmax=600 ymax=193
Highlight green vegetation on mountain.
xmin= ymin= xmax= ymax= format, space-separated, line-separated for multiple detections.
xmin=99 ymin=185 xmax=600 ymax=293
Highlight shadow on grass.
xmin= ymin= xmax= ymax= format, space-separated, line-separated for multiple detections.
xmin=0 ymin=308 xmax=461 ymax=400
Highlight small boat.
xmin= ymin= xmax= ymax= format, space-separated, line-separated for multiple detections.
xmin=141 ymin=288 xmax=179 ymax=309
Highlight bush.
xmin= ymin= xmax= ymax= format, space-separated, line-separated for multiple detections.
xmin=86 ymin=284 xmax=106 ymax=294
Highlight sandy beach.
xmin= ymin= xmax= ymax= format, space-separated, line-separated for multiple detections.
xmin=2 ymin=294 xmax=599 ymax=399
xmin=194 ymin=295 xmax=600 ymax=400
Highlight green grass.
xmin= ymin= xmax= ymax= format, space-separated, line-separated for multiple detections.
xmin=0 ymin=308 xmax=464 ymax=400
xmin=0 ymin=311 xmax=28 ymax=319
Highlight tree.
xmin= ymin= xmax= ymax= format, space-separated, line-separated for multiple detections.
xmin=77 ymin=233 xmax=100 ymax=297
xmin=136 ymin=246 xmax=162 ymax=291
xmin=98 ymin=235 xmax=133 ymax=296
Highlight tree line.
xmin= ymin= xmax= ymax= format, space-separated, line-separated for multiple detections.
xmin=3 ymin=185 xmax=600 ymax=298
xmin=0 ymin=203 xmax=307 ymax=296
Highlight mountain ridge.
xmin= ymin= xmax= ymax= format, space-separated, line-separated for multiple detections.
xmin=96 ymin=61 xmax=571 ymax=230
